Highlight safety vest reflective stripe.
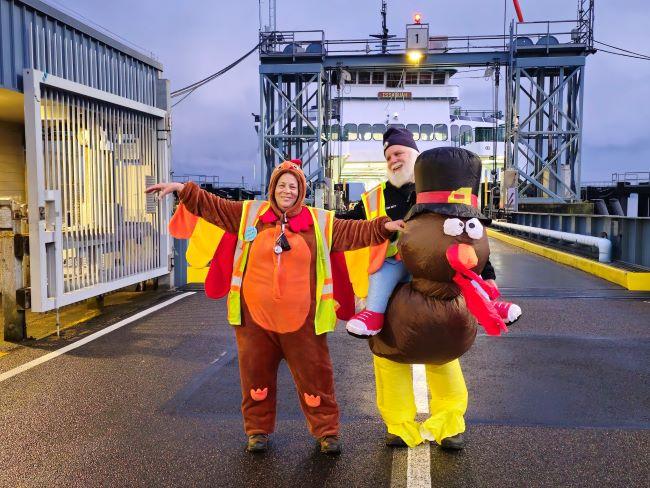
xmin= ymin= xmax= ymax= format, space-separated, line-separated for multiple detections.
xmin=361 ymin=183 xmax=394 ymax=273
xmin=309 ymin=206 xmax=337 ymax=335
xmin=322 ymin=277 xmax=334 ymax=296
xmin=227 ymin=200 xmax=269 ymax=325
xmin=361 ymin=183 xmax=383 ymax=220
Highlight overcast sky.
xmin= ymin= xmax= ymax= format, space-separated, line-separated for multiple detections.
xmin=52 ymin=0 xmax=650 ymax=187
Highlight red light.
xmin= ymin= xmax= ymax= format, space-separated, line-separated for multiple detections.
xmin=414 ymin=13 xmax=422 ymax=24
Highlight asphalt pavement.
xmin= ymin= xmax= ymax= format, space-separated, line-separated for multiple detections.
xmin=1 ymin=239 xmax=648 ymax=487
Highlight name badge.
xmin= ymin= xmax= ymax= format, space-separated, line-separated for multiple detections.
xmin=243 ymin=226 xmax=257 ymax=242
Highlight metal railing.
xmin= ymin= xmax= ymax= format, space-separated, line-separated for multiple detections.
xmin=582 ymin=173 xmax=650 ymax=187
xmin=172 ymin=174 xmax=253 ymax=189
xmin=505 ymin=212 xmax=650 ymax=269
xmin=260 ymin=18 xmax=589 ymax=59
xmin=492 ymin=220 xmax=611 ymax=262
xmin=611 ymin=172 xmax=650 ymax=185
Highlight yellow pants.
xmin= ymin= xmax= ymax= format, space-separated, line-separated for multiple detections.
xmin=373 ymin=355 xmax=468 ymax=448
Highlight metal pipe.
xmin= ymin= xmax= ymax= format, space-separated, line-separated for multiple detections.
xmin=491 ymin=221 xmax=612 ymax=262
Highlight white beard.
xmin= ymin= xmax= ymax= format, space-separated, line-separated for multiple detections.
xmin=387 ymin=168 xmax=414 ymax=188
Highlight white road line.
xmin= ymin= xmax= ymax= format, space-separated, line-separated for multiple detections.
xmin=407 ymin=444 xmax=432 ymax=488
xmin=407 ymin=364 xmax=432 ymax=488
xmin=391 ymin=364 xmax=432 ymax=488
xmin=412 ymin=364 xmax=429 ymax=415
xmin=0 ymin=292 xmax=195 ymax=384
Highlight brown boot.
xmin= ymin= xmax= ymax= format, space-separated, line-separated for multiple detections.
xmin=246 ymin=434 xmax=269 ymax=453
xmin=319 ymin=436 xmax=342 ymax=455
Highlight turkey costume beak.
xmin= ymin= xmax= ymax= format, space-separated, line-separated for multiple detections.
xmin=446 ymin=243 xmax=478 ymax=272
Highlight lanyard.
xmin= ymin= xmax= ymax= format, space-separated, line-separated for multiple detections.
xmin=274 ymin=213 xmax=291 ymax=254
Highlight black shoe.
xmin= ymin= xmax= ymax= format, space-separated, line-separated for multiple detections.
xmin=246 ymin=434 xmax=269 ymax=453
xmin=319 ymin=436 xmax=342 ymax=455
xmin=385 ymin=433 xmax=408 ymax=447
xmin=439 ymin=433 xmax=465 ymax=450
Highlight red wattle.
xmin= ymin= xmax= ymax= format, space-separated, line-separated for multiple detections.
xmin=453 ymin=272 xmax=507 ymax=335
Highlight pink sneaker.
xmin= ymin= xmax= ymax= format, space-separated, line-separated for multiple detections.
xmin=492 ymin=300 xmax=522 ymax=324
xmin=346 ymin=310 xmax=384 ymax=337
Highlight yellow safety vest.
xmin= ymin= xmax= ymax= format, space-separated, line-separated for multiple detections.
xmin=226 ymin=201 xmax=338 ymax=335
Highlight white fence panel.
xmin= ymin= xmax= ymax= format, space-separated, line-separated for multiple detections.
xmin=24 ymin=69 xmax=171 ymax=312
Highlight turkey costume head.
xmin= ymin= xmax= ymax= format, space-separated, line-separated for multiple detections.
xmin=400 ymin=147 xmax=491 ymax=287
xmin=369 ymin=147 xmax=506 ymax=365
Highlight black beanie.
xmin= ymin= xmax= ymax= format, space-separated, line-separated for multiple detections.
xmin=383 ymin=127 xmax=419 ymax=154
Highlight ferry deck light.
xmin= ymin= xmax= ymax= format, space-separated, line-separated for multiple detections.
xmin=407 ymin=50 xmax=423 ymax=63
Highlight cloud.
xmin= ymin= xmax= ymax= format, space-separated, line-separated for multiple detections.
xmin=56 ymin=0 xmax=650 ymax=185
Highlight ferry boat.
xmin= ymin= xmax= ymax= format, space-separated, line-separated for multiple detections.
xmin=329 ymin=67 xmax=505 ymax=208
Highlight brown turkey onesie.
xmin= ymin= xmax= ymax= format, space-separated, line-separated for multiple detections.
xmin=153 ymin=160 xmax=399 ymax=455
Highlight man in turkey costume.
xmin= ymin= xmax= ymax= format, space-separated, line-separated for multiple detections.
xmin=338 ymin=135 xmax=517 ymax=449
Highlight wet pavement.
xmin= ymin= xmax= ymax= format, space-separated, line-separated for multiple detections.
xmin=0 ymin=238 xmax=648 ymax=487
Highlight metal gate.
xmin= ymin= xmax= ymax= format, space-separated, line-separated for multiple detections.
xmin=23 ymin=69 xmax=171 ymax=312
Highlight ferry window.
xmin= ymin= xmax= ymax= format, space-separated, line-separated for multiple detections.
xmin=358 ymin=123 xmax=373 ymax=141
xmin=420 ymin=124 xmax=434 ymax=141
xmin=451 ymin=124 xmax=459 ymax=143
xmin=388 ymin=123 xmax=405 ymax=130
xmin=372 ymin=72 xmax=384 ymax=84
xmin=405 ymin=71 xmax=418 ymax=85
xmin=358 ymin=71 xmax=371 ymax=84
xmin=406 ymin=124 xmax=420 ymax=141
xmin=386 ymin=71 xmax=404 ymax=88
xmin=372 ymin=123 xmax=386 ymax=141
xmin=475 ymin=127 xmax=491 ymax=142
xmin=419 ymin=71 xmax=432 ymax=84
xmin=498 ymin=125 xmax=505 ymax=142
xmin=328 ymin=124 xmax=340 ymax=141
xmin=343 ymin=123 xmax=358 ymax=141
xmin=460 ymin=125 xmax=473 ymax=145
xmin=434 ymin=124 xmax=448 ymax=141
xmin=433 ymin=72 xmax=446 ymax=85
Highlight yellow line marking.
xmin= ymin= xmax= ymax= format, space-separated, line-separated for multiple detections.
xmin=487 ymin=228 xmax=650 ymax=291
xmin=0 ymin=352 xmax=8 ymax=359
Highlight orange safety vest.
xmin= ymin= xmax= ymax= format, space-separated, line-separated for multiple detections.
xmin=344 ymin=183 xmax=395 ymax=298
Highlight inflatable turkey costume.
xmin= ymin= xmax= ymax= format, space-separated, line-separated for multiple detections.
xmin=369 ymin=147 xmax=508 ymax=365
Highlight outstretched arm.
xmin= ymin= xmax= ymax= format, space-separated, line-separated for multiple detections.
xmin=331 ymin=217 xmax=404 ymax=252
xmin=146 ymin=181 xmax=243 ymax=234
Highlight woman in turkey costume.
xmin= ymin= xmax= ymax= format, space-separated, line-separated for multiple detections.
xmin=146 ymin=161 xmax=402 ymax=454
